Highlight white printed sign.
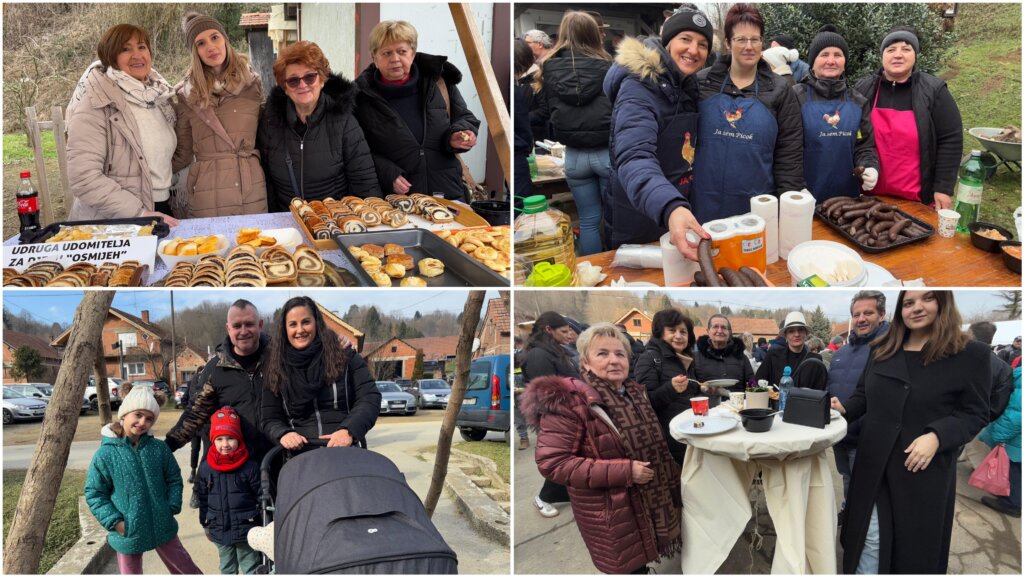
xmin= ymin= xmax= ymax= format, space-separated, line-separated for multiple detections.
xmin=3 ymin=236 xmax=157 ymax=272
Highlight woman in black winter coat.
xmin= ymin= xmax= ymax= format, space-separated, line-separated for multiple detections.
xmin=354 ymin=21 xmax=480 ymax=201
xmin=520 ymin=311 xmax=580 ymax=517
xmin=692 ymin=314 xmax=754 ymax=390
xmin=262 ymin=296 xmax=381 ymax=450
xmin=257 ymin=41 xmax=381 ymax=211
xmin=634 ymin=309 xmax=699 ymax=464
xmin=692 ymin=4 xmax=803 ymax=223
xmin=833 ymin=291 xmax=990 ymax=574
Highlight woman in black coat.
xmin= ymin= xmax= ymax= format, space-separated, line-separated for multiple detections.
xmin=520 ymin=311 xmax=580 ymax=518
xmin=354 ymin=21 xmax=480 ymax=201
xmin=692 ymin=314 xmax=754 ymax=390
xmin=634 ymin=309 xmax=699 ymax=464
xmin=257 ymin=41 xmax=381 ymax=211
xmin=261 ymin=296 xmax=381 ymax=450
xmin=833 ymin=291 xmax=990 ymax=574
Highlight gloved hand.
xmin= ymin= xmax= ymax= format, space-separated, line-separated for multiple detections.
xmin=861 ymin=167 xmax=879 ymax=191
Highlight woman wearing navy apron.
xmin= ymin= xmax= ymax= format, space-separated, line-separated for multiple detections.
xmin=794 ymin=26 xmax=879 ymax=203
xmin=693 ymin=3 xmax=804 ymax=224
xmin=854 ymin=27 xmax=963 ymax=209
xmin=602 ymin=8 xmax=714 ymax=258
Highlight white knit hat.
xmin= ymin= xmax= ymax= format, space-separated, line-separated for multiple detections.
xmin=117 ymin=385 xmax=162 ymax=420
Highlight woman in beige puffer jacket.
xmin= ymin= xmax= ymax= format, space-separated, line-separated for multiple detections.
xmin=171 ymin=12 xmax=267 ymax=218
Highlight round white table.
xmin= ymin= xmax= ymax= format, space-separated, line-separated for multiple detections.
xmin=670 ymin=406 xmax=847 ymax=574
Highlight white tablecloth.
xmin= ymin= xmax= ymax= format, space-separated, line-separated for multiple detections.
xmin=670 ymin=407 xmax=847 ymax=574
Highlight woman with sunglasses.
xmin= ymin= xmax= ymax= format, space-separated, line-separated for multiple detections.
xmin=832 ymin=291 xmax=990 ymax=573
xmin=691 ymin=3 xmax=804 ymax=223
xmin=172 ymin=12 xmax=266 ymax=218
xmin=354 ymin=21 xmax=480 ymax=201
xmin=257 ymin=41 xmax=380 ymax=211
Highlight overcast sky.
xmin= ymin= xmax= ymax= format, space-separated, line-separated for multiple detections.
xmin=3 ymin=289 xmax=501 ymax=326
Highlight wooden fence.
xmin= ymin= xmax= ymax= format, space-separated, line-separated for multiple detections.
xmin=24 ymin=106 xmax=69 ymax=227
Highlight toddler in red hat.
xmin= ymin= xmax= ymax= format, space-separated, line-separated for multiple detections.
xmin=196 ymin=406 xmax=263 ymax=574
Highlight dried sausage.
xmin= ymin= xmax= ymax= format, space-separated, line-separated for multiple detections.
xmin=888 ymin=218 xmax=911 ymax=241
xmin=720 ymin=267 xmax=751 ymax=287
xmin=739 ymin=266 xmax=768 ymax=287
xmin=697 ymin=239 xmax=723 ymax=286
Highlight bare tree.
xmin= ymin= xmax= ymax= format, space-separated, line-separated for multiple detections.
xmin=997 ymin=290 xmax=1021 ymax=319
xmin=4 ymin=291 xmax=115 ymax=575
xmin=424 ymin=291 xmax=486 ymax=517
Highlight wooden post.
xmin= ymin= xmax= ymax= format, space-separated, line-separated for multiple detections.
xmin=24 ymin=107 xmax=55 ymax=227
xmin=449 ymin=4 xmax=511 ymax=185
xmin=4 ymin=292 xmax=115 ymax=575
xmin=51 ymin=106 xmax=71 ymax=213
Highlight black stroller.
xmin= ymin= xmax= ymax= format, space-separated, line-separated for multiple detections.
xmin=258 ymin=440 xmax=459 ymax=574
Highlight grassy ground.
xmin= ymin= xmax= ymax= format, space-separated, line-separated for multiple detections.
xmin=3 ymin=469 xmax=87 ymax=574
xmin=940 ymin=3 xmax=1022 ymax=232
xmin=454 ymin=440 xmax=510 ymax=484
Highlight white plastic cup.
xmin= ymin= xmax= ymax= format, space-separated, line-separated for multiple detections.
xmin=937 ymin=209 xmax=960 ymax=238
xmin=729 ymin=392 xmax=746 ymax=410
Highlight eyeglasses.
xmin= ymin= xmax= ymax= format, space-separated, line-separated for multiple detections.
xmin=732 ymin=37 xmax=762 ymax=47
xmin=285 ymin=72 xmax=319 ymax=89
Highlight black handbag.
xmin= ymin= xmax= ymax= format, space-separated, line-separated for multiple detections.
xmin=782 ymin=387 xmax=830 ymax=429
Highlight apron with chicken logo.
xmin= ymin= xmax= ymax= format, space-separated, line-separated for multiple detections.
xmin=801 ymin=84 xmax=862 ymax=202
xmin=655 ymin=96 xmax=700 ymax=198
xmin=870 ymin=78 xmax=922 ymax=200
xmin=693 ymin=77 xmax=777 ymax=223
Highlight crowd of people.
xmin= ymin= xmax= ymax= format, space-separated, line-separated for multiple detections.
xmin=66 ymin=14 xmax=480 ymax=225
xmin=515 ymin=4 xmax=964 ymax=258
xmin=86 ymin=297 xmax=381 ymax=574
xmin=517 ymin=291 xmax=1020 ymax=574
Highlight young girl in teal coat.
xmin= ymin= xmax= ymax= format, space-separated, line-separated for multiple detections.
xmin=85 ymin=384 xmax=203 ymax=574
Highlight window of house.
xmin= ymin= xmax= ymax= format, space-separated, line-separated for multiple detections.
xmin=118 ymin=333 xmax=138 ymax=349
xmin=391 ymin=346 xmax=398 ymax=353
xmin=126 ymin=363 xmax=146 ymax=376
xmin=632 ymin=319 xmax=641 ymax=327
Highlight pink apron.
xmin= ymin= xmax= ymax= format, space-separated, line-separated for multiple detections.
xmin=869 ymin=78 xmax=922 ymax=201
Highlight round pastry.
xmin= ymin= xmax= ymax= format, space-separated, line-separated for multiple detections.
xmin=370 ymin=271 xmax=392 ymax=287
xmin=427 ymin=207 xmax=455 ymax=223
xmin=348 ymin=246 xmax=369 ymax=260
xmin=387 ymin=253 xmax=414 ymax=269
xmin=435 ymin=230 xmax=453 ymax=240
xmin=384 ymin=263 xmax=406 ymax=278
xmin=418 ymin=258 xmax=445 ymax=277
xmin=458 ymin=242 xmax=480 ymax=254
xmin=400 ymin=276 xmax=427 ymax=287
xmin=473 ymin=246 xmax=498 ymax=261
xmin=360 ymin=244 xmax=386 ymax=259
xmin=357 ymin=209 xmax=382 ymax=227
xmin=385 ymin=211 xmax=408 ymax=227
xmin=359 ymin=255 xmax=382 ymax=267
xmin=290 ymin=198 xmax=305 ymax=210
xmin=337 ymin=216 xmax=367 ymax=233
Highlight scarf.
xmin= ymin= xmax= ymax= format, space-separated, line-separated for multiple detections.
xmin=584 ymin=370 xmax=682 ymax=560
xmin=104 ymin=66 xmax=176 ymax=125
xmin=281 ymin=337 xmax=326 ymax=417
xmin=206 ymin=443 xmax=249 ymax=472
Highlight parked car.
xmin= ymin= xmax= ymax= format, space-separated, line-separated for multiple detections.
xmin=395 ymin=379 xmax=415 ymax=392
xmin=4 ymin=384 xmax=51 ymax=403
xmin=456 ymin=355 xmax=511 ymax=442
xmin=2 ymin=387 xmax=48 ymax=424
xmin=130 ymin=380 xmax=170 ymax=395
xmin=376 ymin=381 xmax=418 ymax=415
xmin=175 ymin=385 xmax=190 ymax=409
xmin=85 ymin=376 xmax=124 ymax=411
xmin=414 ymin=379 xmax=451 ymax=409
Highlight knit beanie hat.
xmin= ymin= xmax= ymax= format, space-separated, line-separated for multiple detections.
xmin=808 ymin=25 xmax=848 ymax=65
xmin=210 ymin=406 xmax=244 ymax=444
xmin=117 ymin=384 xmax=161 ymax=420
xmin=182 ymin=12 xmax=227 ymax=48
xmin=661 ymin=8 xmax=714 ymax=48
xmin=880 ymin=28 xmax=919 ymax=56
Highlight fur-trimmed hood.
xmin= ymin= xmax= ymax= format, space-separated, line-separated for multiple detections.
xmin=264 ymin=72 xmax=357 ymax=127
xmin=696 ymin=335 xmax=747 ymax=360
xmin=604 ymin=36 xmax=692 ymax=103
xmin=356 ymin=51 xmax=462 ymax=98
xmin=520 ymin=375 xmax=597 ymax=428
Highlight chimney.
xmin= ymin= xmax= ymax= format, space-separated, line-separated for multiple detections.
xmin=141 ymin=310 xmax=150 ymax=323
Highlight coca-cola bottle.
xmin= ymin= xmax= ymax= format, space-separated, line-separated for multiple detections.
xmin=17 ymin=171 xmax=40 ymax=234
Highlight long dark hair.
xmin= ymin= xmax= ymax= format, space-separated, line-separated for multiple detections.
xmin=651 ymin=308 xmax=695 ymax=349
xmin=871 ymin=291 xmax=970 ymax=366
xmin=264 ymin=296 xmax=347 ymax=395
xmin=526 ymin=311 xmax=570 ymax=355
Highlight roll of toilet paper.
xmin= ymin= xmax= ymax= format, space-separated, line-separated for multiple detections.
xmin=661 ymin=232 xmax=700 ymax=286
xmin=750 ymin=195 xmax=779 ymax=264
xmin=779 ymin=190 xmax=816 ymax=260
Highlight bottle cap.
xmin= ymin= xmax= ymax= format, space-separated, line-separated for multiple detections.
xmin=524 ymin=262 xmax=572 ymax=287
xmin=970 ymin=150 xmax=981 ymax=156
xmin=19 ymin=171 xmax=31 ymax=178
xmin=520 ymin=195 xmax=549 ymax=214
xmin=783 ymin=366 xmax=792 ymax=376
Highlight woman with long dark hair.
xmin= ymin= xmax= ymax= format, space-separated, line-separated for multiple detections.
xmin=520 ymin=311 xmax=580 ymax=518
xmin=832 ymin=291 xmax=990 ymax=573
xmin=262 ymin=296 xmax=381 ymax=450
xmin=633 ymin=308 xmax=698 ymax=464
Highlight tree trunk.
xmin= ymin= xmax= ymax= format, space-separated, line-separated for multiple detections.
xmin=93 ymin=347 xmax=112 ymax=424
xmin=4 ymin=291 xmax=115 ymax=575
xmin=424 ymin=290 xmax=486 ymax=517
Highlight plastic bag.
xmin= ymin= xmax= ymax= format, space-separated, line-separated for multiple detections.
xmin=968 ymin=444 xmax=1011 ymax=497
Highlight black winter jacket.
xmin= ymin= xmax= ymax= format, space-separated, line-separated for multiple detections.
xmin=354 ymin=53 xmax=480 ymax=200
xmin=633 ymin=338 xmax=699 ymax=464
xmin=166 ymin=335 xmax=273 ymax=461
xmin=196 ymin=458 xmax=260 ymax=546
xmin=521 ymin=343 xmax=580 ymax=383
xmin=534 ymin=49 xmax=612 ymax=149
xmin=794 ymin=73 xmax=879 ymax=171
xmin=754 ymin=344 xmax=823 ymax=388
xmin=261 ymin=350 xmax=380 ymax=445
xmin=258 ymin=74 xmax=381 ymax=211
xmin=693 ymin=335 xmax=754 ymax=389
xmin=827 ymin=321 xmax=889 ymax=446
xmin=696 ymin=55 xmax=805 ymax=194
xmin=854 ymin=69 xmax=963 ymax=205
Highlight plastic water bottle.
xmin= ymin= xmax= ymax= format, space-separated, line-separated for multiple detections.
xmin=514 ymin=195 xmax=576 ymax=286
xmin=953 ymin=150 xmax=984 ymax=233
xmin=779 ymin=366 xmax=794 ymax=412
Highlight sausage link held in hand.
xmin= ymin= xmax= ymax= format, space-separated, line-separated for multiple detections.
xmin=719 ymin=267 xmax=751 ymax=287
xmin=693 ymin=270 xmax=707 ymax=287
xmin=697 ymin=239 xmax=723 ymax=286
xmin=739 ymin=266 xmax=768 ymax=287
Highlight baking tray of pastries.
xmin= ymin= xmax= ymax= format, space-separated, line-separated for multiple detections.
xmin=154 ymin=244 xmax=355 ymax=287
xmin=18 ymin=217 xmax=170 ymax=244
xmin=332 ymin=229 xmax=509 ymax=287
xmin=3 ymin=260 xmax=146 ymax=287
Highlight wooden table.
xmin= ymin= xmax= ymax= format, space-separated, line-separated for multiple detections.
xmin=579 ymin=198 xmax=1020 ymax=287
